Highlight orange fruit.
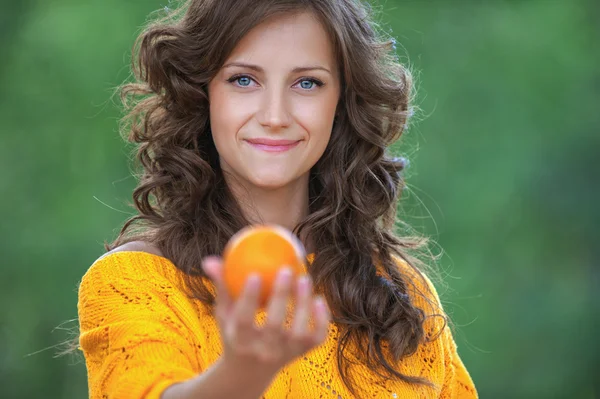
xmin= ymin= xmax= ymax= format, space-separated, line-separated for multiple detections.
xmin=222 ymin=225 xmax=307 ymax=307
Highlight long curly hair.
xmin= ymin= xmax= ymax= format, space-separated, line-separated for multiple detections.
xmin=100 ymin=0 xmax=445 ymax=394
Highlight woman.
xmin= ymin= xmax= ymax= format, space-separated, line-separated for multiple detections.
xmin=77 ymin=0 xmax=478 ymax=397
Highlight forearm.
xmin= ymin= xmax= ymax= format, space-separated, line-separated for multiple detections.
xmin=161 ymin=356 xmax=277 ymax=399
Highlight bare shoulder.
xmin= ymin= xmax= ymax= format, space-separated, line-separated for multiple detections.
xmin=97 ymin=240 xmax=165 ymax=262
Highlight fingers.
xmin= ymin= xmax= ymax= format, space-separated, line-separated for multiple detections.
xmin=311 ymin=296 xmax=331 ymax=346
xmin=290 ymin=275 xmax=312 ymax=339
xmin=287 ymin=275 xmax=331 ymax=356
xmin=265 ymin=267 xmax=293 ymax=327
xmin=229 ymin=274 xmax=261 ymax=345
xmin=201 ymin=256 xmax=224 ymax=289
xmin=206 ymin=257 xmax=331 ymax=369
xmin=201 ymin=256 xmax=232 ymax=318
xmin=261 ymin=267 xmax=293 ymax=360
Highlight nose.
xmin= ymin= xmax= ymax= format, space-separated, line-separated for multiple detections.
xmin=256 ymin=85 xmax=292 ymax=130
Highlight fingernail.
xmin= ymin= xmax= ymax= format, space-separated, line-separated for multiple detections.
xmin=247 ymin=273 xmax=261 ymax=287
xmin=202 ymin=257 xmax=218 ymax=268
xmin=315 ymin=296 xmax=326 ymax=310
xmin=279 ymin=267 xmax=292 ymax=280
xmin=299 ymin=275 xmax=310 ymax=291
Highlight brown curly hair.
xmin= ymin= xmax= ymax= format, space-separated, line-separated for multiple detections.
xmin=97 ymin=0 xmax=445 ymax=395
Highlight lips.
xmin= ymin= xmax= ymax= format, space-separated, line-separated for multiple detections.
xmin=244 ymin=138 xmax=302 ymax=153
xmin=245 ymin=138 xmax=301 ymax=146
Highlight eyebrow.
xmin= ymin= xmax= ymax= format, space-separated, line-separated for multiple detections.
xmin=222 ymin=62 xmax=331 ymax=75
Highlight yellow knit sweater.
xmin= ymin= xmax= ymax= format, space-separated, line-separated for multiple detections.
xmin=78 ymin=251 xmax=477 ymax=398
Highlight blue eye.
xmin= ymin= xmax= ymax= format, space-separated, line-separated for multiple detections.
xmin=300 ymin=80 xmax=314 ymax=89
xmin=296 ymin=78 xmax=324 ymax=90
xmin=236 ymin=76 xmax=251 ymax=86
xmin=227 ymin=75 xmax=255 ymax=87
xmin=227 ymin=74 xmax=324 ymax=90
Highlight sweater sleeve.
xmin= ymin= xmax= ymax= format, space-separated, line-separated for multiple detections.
xmin=394 ymin=256 xmax=478 ymax=398
xmin=77 ymin=252 xmax=202 ymax=399
xmin=420 ymin=273 xmax=478 ymax=398
xmin=439 ymin=324 xmax=478 ymax=398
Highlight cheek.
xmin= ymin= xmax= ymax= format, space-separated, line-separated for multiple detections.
xmin=208 ymin=89 xmax=247 ymax=150
xmin=295 ymin=97 xmax=336 ymax=144
xmin=301 ymin=116 xmax=333 ymax=168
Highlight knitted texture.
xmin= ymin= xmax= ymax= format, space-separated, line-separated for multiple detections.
xmin=78 ymin=251 xmax=477 ymax=398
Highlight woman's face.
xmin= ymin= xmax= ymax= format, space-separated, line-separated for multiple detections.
xmin=208 ymin=12 xmax=340 ymax=190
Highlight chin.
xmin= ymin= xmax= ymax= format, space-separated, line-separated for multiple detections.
xmin=247 ymin=172 xmax=294 ymax=190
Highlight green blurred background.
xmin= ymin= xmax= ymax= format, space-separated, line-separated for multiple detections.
xmin=2 ymin=0 xmax=598 ymax=398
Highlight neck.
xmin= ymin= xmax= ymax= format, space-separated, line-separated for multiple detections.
xmin=224 ymin=172 xmax=312 ymax=250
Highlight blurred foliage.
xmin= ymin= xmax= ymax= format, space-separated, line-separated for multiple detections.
xmin=1 ymin=0 xmax=598 ymax=398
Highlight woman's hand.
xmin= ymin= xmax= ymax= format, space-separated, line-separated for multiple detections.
xmin=201 ymin=256 xmax=331 ymax=375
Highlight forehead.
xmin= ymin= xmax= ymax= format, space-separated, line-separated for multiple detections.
xmin=224 ymin=12 xmax=337 ymax=73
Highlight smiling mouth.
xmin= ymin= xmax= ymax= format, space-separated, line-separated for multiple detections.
xmin=244 ymin=138 xmax=302 ymax=153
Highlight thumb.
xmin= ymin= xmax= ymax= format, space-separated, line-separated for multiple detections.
xmin=201 ymin=256 xmax=232 ymax=313
xmin=201 ymin=256 xmax=222 ymax=280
